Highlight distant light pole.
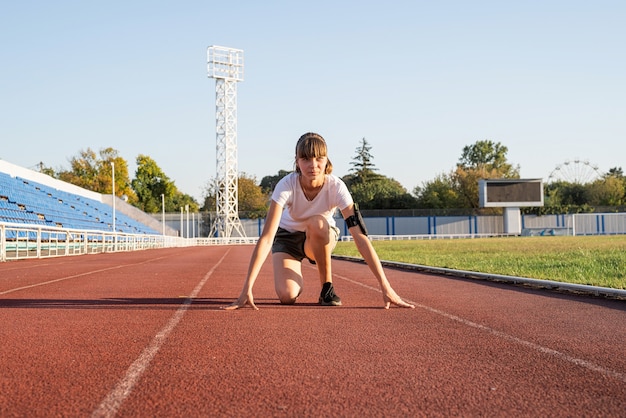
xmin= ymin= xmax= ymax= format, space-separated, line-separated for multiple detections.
xmin=161 ymin=194 xmax=165 ymax=236
xmin=207 ymin=45 xmax=246 ymax=238
xmin=111 ymin=162 xmax=116 ymax=232
xmin=185 ymin=205 xmax=190 ymax=239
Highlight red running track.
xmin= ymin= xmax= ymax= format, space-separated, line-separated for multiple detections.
xmin=0 ymin=246 xmax=625 ymax=417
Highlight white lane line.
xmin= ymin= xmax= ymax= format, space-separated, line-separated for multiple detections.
xmin=0 ymin=255 xmax=173 ymax=296
xmin=334 ymin=273 xmax=626 ymax=384
xmin=91 ymin=250 xmax=229 ymax=418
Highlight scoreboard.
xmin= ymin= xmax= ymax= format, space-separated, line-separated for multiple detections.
xmin=479 ymin=179 xmax=544 ymax=208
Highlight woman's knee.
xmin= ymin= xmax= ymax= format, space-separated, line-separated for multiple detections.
xmin=273 ymin=253 xmax=303 ymax=304
xmin=278 ymin=294 xmax=297 ymax=305
xmin=276 ymin=286 xmax=301 ymax=305
xmin=305 ymin=215 xmax=330 ymax=241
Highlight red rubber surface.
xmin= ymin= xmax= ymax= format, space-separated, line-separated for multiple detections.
xmin=1 ymin=246 xmax=625 ymax=417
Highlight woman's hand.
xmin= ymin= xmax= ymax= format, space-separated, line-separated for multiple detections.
xmin=223 ymin=290 xmax=258 ymax=310
xmin=382 ymin=287 xmax=415 ymax=309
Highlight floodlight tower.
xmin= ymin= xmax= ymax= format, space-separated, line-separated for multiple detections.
xmin=207 ymin=45 xmax=246 ymax=238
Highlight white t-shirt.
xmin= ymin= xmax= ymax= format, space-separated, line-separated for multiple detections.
xmin=271 ymin=172 xmax=353 ymax=232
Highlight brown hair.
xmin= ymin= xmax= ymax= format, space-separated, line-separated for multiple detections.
xmin=294 ymin=132 xmax=333 ymax=174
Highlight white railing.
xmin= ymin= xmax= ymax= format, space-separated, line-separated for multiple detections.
xmin=196 ymin=237 xmax=258 ymax=246
xmin=0 ymin=222 xmax=192 ymax=262
xmin=339 ymin=233 xmax=512 ymax=242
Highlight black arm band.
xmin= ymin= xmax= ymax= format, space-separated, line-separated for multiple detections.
xmin=345 ymin=215 xmax=359 ymax=229
xmin=344 ymin=203 xmax=368 ymax=236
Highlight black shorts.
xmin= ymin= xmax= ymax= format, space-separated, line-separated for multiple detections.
xmin=272 ymin=227 xmax=310 ymax=262
xmin=272 ymin=226 xmax=339 ymax=263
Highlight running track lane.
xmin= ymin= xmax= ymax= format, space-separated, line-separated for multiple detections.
xmin=0 ymin=246 xmax=624 ymax=417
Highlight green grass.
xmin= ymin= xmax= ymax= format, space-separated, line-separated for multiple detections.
xmin=334 ymin=235 xmax=626 ymax=289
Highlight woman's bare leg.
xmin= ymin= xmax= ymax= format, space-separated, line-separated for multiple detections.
xmin=272 ymin=252 xmax=304 ymax=304
xmin=303 ymin=215 xmax=337 ymax=285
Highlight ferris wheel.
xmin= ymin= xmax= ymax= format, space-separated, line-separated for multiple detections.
xmin=547 ymin=159 xmax=602 ymax=184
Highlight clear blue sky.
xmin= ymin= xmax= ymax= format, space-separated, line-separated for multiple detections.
xmin=1 ymin=1 xmax=624 ymax=201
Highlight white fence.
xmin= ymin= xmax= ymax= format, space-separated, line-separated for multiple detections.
xmin=241 ymin=212 xmax=626 ymax=237
xmin=573 ymin=213 xmax=626 ymax=236
xmin=521 ymin=213 xmax=626 ymax=236
xmin=0 ymin=222 xmax=191 ymax=262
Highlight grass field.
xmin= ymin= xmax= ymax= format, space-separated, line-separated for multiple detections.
xmin=334 ymin=235 xmax=626 ymax=289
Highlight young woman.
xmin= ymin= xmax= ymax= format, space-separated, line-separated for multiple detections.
xmin=224 ymin=132 xmax=414 ymax=310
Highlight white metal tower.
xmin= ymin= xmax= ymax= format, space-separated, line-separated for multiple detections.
xmin=207 ymin=45 xmax=246 ymax=238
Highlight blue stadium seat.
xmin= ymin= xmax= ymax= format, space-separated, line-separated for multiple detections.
xmin=0 ymin=175 xmax=158 ymax=234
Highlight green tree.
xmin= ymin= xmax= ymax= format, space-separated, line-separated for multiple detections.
xmin=131 ymin=154 xmax=179 ymax=213
xmin=458 ymin=140 xmax=518 ymax=176
xmin=345 ymin=137 xmax=380 ymax=187
xmin=586 ymin=176 xmax=626 ymax=206
xmin=582 ymin=168 xmax=625 ymax=207
xmin=545 ymin=181 xmax=587 ymax=206
xmin=170 ymin=192 xmax=199 ymax=213
xmin=453 ymin=140 xmax=520 ymax=208
xmin=350 ymin=137 xmax=377 ymax=172
xmin=453 ymin=165 xmax=506 ymax=208
xmin=342 ymin=138 xmax=415 ymax=209
xmin=260 ymin=169 xmax=291 ymax=193
xmin=350 ymin=177 xmax=417 ymax=209
xmin=414 ymin=173 xmax=462 ymax=209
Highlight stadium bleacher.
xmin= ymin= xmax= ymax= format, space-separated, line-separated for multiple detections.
xmin=0 ymin=171 xmax=158 ymax=234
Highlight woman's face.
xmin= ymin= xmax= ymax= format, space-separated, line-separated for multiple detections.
xmin=297 ymin=156 xmax=327 ymax=179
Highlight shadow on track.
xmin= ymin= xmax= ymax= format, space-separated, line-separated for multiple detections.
xmin=0 ymin=298 xmax=230 ymax=310
xmin=0 ymin=298 xmax=390 ymax=310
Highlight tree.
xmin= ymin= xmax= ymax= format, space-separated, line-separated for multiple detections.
xmin=414 ymin=173 xmax=462 ymax=209
xmin=170 ymin=191 xmax=200 ymax=213
xmin=545 ymin=181 xmax=587 ymax=206
xmin=35 ymin=162 xmax=57 ymax=178
xmin=102 ymin=148 xmax=137 ymax=203
xmin=458 ymin=140 xmax=518 ymax=176
xmin=583 ymin=167 xmax=626 ymax=207
xmin=58 ymin=147 xmax=137 ymax=203
xmin=586 ymin=177 xmax=625 ymax=206
xmin=238 ymin=173 xmax=270 ymax=218
xmin=201 ymin=178 xmax=218 ymax=213
xmin=607 ymin=167 xmax=624 ymax=178
xmin=57 ymin=148 xmax=99 ymax=190
xmin=350 ymin=177 xmax=417 ymax=209
xmin=453 ymin=165 xmax=506 ymax=208
xmin=342 ymin=138 xmax=416 ymax=209
xmin=346 ymin=137 xmax=379 ymax=186
xmin=201 ymin=173 xmax=269 ymax=218
xmin=260 ymin=170 xmax=291 ymax=193
xmin=132 ymin=154 xmax=179 ymax=213
xmin=541 ymin=167 xmax=626 ymax=212
xmin=453 ymin=140 xmax=520 ymax=208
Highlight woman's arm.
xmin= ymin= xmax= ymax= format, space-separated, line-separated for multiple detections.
xmin=340 ymin=204 xmax=415 ymax=309
xmin=223 ymin=200 xmax=283 ymax=310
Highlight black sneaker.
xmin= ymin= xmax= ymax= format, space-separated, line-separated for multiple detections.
xmin=319 ymin=282 xmax=342 ymax=306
